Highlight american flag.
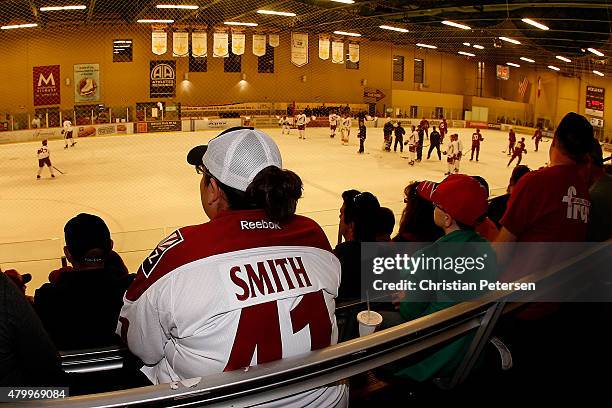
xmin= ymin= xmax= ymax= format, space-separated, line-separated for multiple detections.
xmin=518 ymin=76 xmax=529 ymax=98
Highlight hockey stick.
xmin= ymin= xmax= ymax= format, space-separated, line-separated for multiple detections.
xmin=52 ymin=165 xmax=65 ymax=175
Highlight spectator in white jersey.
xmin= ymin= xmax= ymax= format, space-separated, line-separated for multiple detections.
xmin=118 ymin=127 xmax=347 ymax=407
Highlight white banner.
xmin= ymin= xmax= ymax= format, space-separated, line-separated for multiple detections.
xmin=269 ymin=33 xmax=280 ymax=47
xmin=192 ymin=31 xmax=207 ymax=57
xmin=152 ymin=31 xmax=167 ymax=55
xmin=173 ymin=31 xmax=189 ymax=57
xmin=348 ymin=42 xmax=359 ymax=63
xmin=232 ymin=32 xmax=246 ymax=55
xmin=291 ymin=32 xmax=309 ymax=67
xmin=331 ymin=40 xmax=344 ymax=64
xmin=213 ymin=32 xmax=229 ymax=57
xmin=319 ymin=37 xmax=330 ymax=60
xmin=253 ymin=34 xmax=266 ymax=56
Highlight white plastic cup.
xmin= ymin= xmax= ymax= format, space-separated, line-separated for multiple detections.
xmin=357 ymin=310 xmax=383 ymax=337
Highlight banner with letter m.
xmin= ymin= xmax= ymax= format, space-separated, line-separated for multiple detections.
xmin=33 ymin=65 xmax=61 ymax=106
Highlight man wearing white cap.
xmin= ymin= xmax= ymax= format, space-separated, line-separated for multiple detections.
xmin=118 ymin=127 xmax=347 ymax=407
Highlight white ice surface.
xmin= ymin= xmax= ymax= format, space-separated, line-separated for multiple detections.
xmin=0 ymin=126 xmax=549 ymax=293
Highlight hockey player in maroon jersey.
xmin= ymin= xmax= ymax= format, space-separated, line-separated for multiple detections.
xmin=507 ymin=137 xmax=528 ymax=166
xmin=470 ymin=128 xmax=484 ymax=161
xmin=532 ymin=125 xmax=543 ymax=152
xmin=36 ymin=140 xmax=55 ymax=179
xmin=439 ymin=117 xmax=448 ymax=142
xmin=508 ymin=128 xmax=516 ymax=155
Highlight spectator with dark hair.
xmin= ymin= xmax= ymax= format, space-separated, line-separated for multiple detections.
xmin=375 ymin=207 xmax=395 ymax=242
xmin=3 ymin=269 xmax=33 ymax=303
xmin=393 ymin=182 xmax=444 ymax=242
xmin=488 ymin=165 xmax=531 ymax=228
xmin=586 ymin=141 xmax=612 ymax=241
xmin=119 ymin=128 xmax=347 ymax=406
xmin=335 ymin=191 xmax=381 ymax=301
xmin=35 ymin=213 xmax=132 ymax=350
xmin=1 ymin=271 xmax=65 ymax=386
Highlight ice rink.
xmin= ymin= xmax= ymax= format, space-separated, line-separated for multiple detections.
xmin=0 ymin=125 xmax=550 ymax=293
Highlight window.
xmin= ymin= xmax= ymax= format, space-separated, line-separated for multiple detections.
xmin=414 ymin=58 xmax=424 ymax=84
xmin=113 ymin=39 xmax=132 ymax=62
xmin=392 ymin=55 xmax=404 ymax=81
xmin=224 ymin=53 xmax=242 ymax=73
xmin=257 ymin=45 xmax=274 ymax=73
xmin=346 ymin=56 xmax=359 ymax=70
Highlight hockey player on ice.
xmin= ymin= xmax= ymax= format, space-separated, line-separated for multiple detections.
xmin=340 ymin=113 xmax=351 ymax=145
xmin=328 ymin=110 xmax=340 ymax=138
xmin=36 ymin=140 xmax=55 ymax=179
xmin=62 ymin=118 xmax=76 ymax=149
xmin=278 ymin=115 xmax=291 ymax=135
xmin=295 ymin=112 xmax=308 ymax=140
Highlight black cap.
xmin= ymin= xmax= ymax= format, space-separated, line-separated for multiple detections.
xmin=64 ymin=213 xmax=112 ymax=263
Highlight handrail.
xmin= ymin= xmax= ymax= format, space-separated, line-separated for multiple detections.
xmin=18 ymin=241 xmax=610 ymax=407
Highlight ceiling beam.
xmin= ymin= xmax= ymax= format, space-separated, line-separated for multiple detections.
xmin=28 ymin=0 xmax=39 ymax=24
xmin=87 ymin=0 xmax=96 ymax=22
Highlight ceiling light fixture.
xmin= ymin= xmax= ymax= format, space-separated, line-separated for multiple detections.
xmin=521 ymin=18 xmax=549 ymax=30
xmin=473 ymin=44 xmax=484 ymax=49
xmin=333 ymin=30 xmax=361 ymax=37
xmin=458 ymin=51 xmax=475 ymax=57
xmin=555 ymin=55 xmax=571 ymax=63
xmin=441 ymin=20 xmax=471 ymax=30
xmin=156 ymin=4 xmax=199 ymax=9
xmin=40 ymin=5 xmax=86 ymax=11
xmin=257 ymin=10 xmax=297 ymax=17
xmin=379 ymin=25 xmax=409 ymax=33
xmin=416 ymin=43 xmax=437 ymax=49
xmin=507 ymin=62 xmax=520 ymax=67
xmin=463 ymin=42 xmax=471 ymax=46
xmin=224 ymin=21 xmax=258 ymax=26
xmin=499 ymin=36 xmax=521 ymax=45
xmin=587 ymin=48 xmax=605 ymax=57
xmin=1 ymin=23 xmax=38 ymax=29
xmin=593 ymin=70 xmax=604 ymax=77
xmin=548 ymin=65 xmax=560 ymax=71
xmin=330 ymin=0 xmax=355 ymax=4
xmin=520 ymin=57 xmax=535 ymax=63
xmin=137 ymin=19 xmax=174 ymax=23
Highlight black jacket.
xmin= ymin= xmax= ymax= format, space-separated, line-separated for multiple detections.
xmin=34 ymin=268 xmax=133 ymax=351
xmin=358 ymin=125 xmax=367 ymax=140
xmin=430 ymin=130 xmax=441 ymax=145
xmin=1 ymin=273 xmax=64 ymax=386
xmin=394 ymin=126 xmax=406 ymax=138
xmin=383 ymin=121 xmax=394 ymax=135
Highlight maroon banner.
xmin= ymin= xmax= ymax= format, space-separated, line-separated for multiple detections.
xmin=33 ymin=65 xmax=61 ymax=106
xmin=466 ymin=121 xmax=488 ymax=129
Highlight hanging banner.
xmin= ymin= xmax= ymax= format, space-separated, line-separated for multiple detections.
xmin=213 ymin=32 xmax=229 ymax=57
xmin=348 ymin=42 xmax=359 ymax=63
xmin=331 ymin=40 xmax=344 ymax=64
xmin=291 ymin=32 xmax=308 ymax=67
xmin=232 ymin=32 xmax=246 ymax=55
xmin=152 ymin=30 xmax=167 ymax=55
xmin=150 ymin=60 xmax=176 ymax=98
xmin=253 ymin=34 xmax=266 ymax=56
xmin=173 ymin=31 xmax=189 ymax=57
xmin=74 ymin=64 xmax=100 ymax=103
xmin=319 ymin=37 xmax=330 ymax=60
xmin=269 ymin=33 xmax=280 ymax=47
xmin=33 ymin=65 xmax=61 ymax=106
xmin=191 ymin=31 xmax=207 ymax=57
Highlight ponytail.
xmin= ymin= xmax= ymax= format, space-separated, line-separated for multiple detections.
xmin=245 ymin=166 xmax=303 ymax=223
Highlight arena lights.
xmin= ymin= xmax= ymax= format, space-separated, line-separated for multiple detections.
xmin=441 ymin=20 xmax=471 ymax=30
xmin=330 ymin=0 xmax=355 ymax=3
xmin=593 ymin=70 xmax=604 ymax=77
xmin=548 ymin=65 xmax=560 ymax=71
xmin=587 ymin=48 xmax=605 ymax=57
xmin=507 ymin=62 xmax=520 ymax=67
xmin=379 ymin=25 xmax=409 ymax=33
xmin=333 ymin=31 xmax=361 ymax=37
xmin=520 ymin=57 xmax=535 ymax=63
xmin=156 ymin=4 xmax=199 ymax=9
xmin=257 ymin=10 xmax=297 ymax=17
xmin=556 ymin=55 xmax=571 ymax=63
xmin=40 ymin=5 xmax=86 ymax=11
xmin=416 ymin=43 xmax=437 ymax=49
xmin=137 ymin=19 xmax=174 ymax=23
xmin=521 ymin=18 xmax=549 ymax=30
xmin=458 ymin=51 xmax=475 ymax=57
xmin=473 ymin=44 xmax=484 ymax=49
xmin=113 ymin=40 xmax=132 ymax=44
xmin=224 ymin=21 xmax=259 ymax=27
xmin=463 ymin=42 xmax=471 ymax=46
xmin=1 ymin=23 xmax=38 ymax=29
xmin=499 ymin=36 xmax=521 ymax=45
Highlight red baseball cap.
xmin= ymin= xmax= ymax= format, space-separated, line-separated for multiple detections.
xmin=417 ymin=174 xmax=488 ymax=226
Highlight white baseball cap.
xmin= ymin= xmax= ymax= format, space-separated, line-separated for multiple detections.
xmin=187 ymin=127 xmax=282 ymax=192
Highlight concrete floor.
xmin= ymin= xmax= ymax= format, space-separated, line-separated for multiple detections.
xmin=0 ymin=126 xmax=550 ymax=294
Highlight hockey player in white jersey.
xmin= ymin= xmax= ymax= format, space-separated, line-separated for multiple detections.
xmin=404 ymin=125 xmax=418 ymax=165
xmin=36 ymin=140 xmax=55 ymax=179
xmin=62 ymin=118 xmax=76 ymax=149
xmin=278 ymin=115 xmax=291 ymax=135
xmin=340 ymin=113 xmax=351 ymax=145
xmin=454 ymin=133 xmax=463 ymax=173
xmin=295 ymin=112 xmax=308 ymax=139
xmin=328 ymin=110 xmax=340 ymax=138
xmin=443 ymin=134 xmax=458 ymax=175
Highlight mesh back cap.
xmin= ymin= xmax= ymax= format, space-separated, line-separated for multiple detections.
xmin=203 ymin=128 xmax=282 ymax=192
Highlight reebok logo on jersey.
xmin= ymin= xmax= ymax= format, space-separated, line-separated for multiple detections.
xmin=140 ymin=230 xmax=184 ymax=278
xmin=240 ymin=220 xmax=281 ymax=230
